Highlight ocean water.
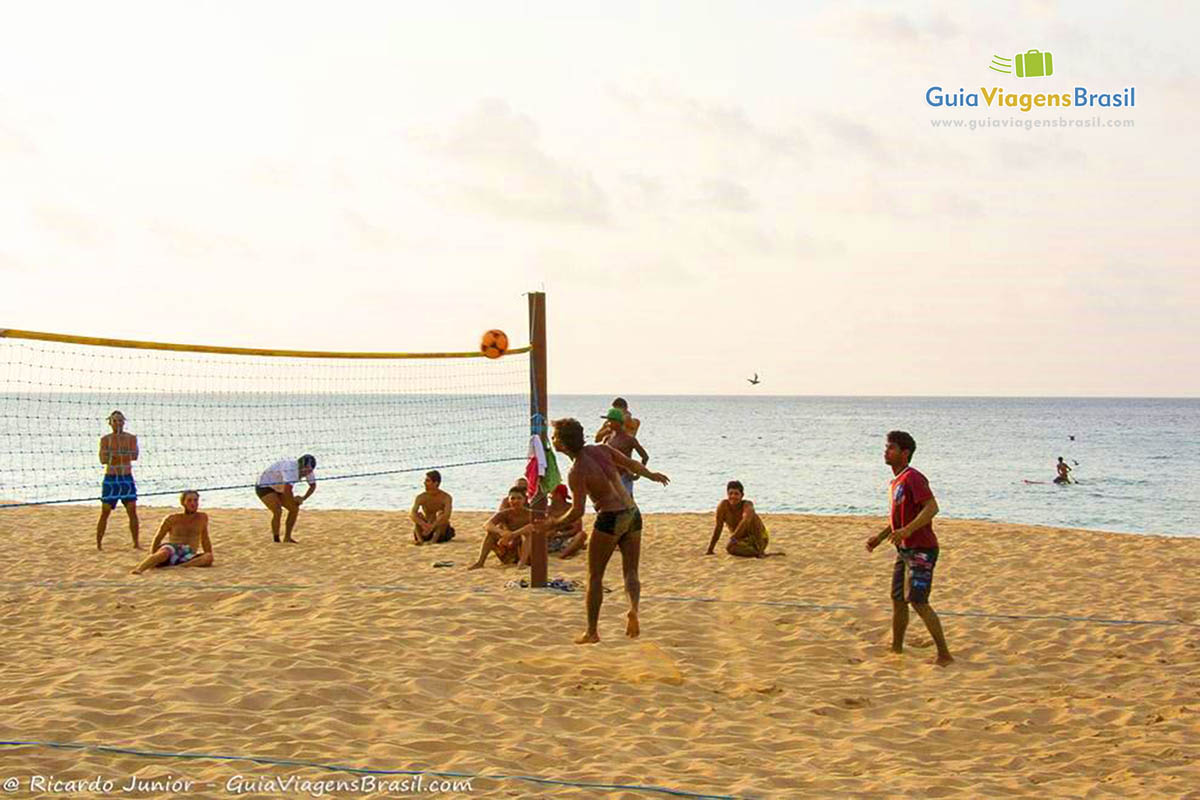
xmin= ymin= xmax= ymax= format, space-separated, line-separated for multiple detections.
xmin=1 ymin=394 xmax=1197 ymax=537
xmin=558 ymin=395 xmax=1200 ymax=537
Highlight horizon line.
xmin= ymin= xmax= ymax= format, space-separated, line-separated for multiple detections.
xmin=549 ymin=392 xmax=1200 ymax=400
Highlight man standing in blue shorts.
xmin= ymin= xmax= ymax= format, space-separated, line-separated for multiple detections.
xmin=97 ymin=410 xmax=140 ymax=550
xmin=866 ymin=430 xmax=953 ymax=666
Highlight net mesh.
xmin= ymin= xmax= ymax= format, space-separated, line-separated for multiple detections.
xmin=0 ymin=337 xmax=530 ymax=509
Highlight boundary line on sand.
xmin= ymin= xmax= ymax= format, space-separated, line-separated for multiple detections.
xmin=0 ymin=579 xmax=1196 ymax=629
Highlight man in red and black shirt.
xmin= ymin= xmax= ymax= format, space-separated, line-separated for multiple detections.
xmin=866 ymin=430 xmax=953 ymax=666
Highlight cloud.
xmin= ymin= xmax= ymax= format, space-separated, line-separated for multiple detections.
xmin=147 ymin=219 xmax=256 ymax=260
xmin=991 ymin=138 xmax=1087 ymax=171
xmin=1164 ymin=64 xmax=1200 ymax=95
xmin=822 ymin=115 xmax=890 ymax=163
xmin=929 ymin=192 xmax=985 ymax=219
xmin=247 ymin=160 xmax=294 ymax=188
xmin=700 ymin=179 xmax=757 ymax=212
xmin=427 ymin=99 xmax=610 ymax=225
xmin=853 ymin=11 xmax=920 ymax=43
xmin=705 ymin=221 xmax=847 ymax=262
xmin=0 ymin=121 xmax=36 ymax=156
xmin=0 ymin=251 xmax=26 ymax=272
xmin=829 ymin=181 xmax=986 ymax=221
xmin=621 ymin=172 xmax=664 ymax=203
xmin=34 ymin=205 xmax=106 ymax=246
xmin=611 ymin=88 xmax=808 ymax=159
xmin=342 ymin=210 xmax=400 ymax=251
xmin=834 ymin=8 xmax=961 ymax=45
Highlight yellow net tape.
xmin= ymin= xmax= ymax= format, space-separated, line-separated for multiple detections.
xmin=0 ymin=329 xmax=530 ymax=360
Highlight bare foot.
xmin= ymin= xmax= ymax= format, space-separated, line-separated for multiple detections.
xmin=282 ymin=537 xmax=299 ymax=544
xmin=625 ymin=611 xmax=640 ymax=638
xmin=935 ymin=653 xmax=955 ymax=667
xmin=466 ymin=562 xmax=484 ymax=571
xmin=273 ymin=534 xmax=280 ymax=543
xmin=574 ymin=631 xmax=600 ymax=645
xmin=131 ymin=567 xmax=144 ymax=575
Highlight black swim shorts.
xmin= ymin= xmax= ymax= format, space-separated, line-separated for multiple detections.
xmin=420 ymin=525 xmax=455 ymax=542
xmin=594 ymin=507 xmax=642 ymax=540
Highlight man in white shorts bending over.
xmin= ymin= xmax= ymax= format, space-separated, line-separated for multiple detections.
xmin=255 ymin=454 xmax=317 ymax=543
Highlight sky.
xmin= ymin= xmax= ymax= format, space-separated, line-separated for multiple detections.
xmin=1 ymin=1 xmax=1196 ymax=396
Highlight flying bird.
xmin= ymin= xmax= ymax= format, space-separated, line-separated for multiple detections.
xmin=747 ymin=373 xmax=760 ymax=386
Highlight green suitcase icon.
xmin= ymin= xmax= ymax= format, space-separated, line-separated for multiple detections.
xmin=1015 ymin=49 xmax=1053 ymax=78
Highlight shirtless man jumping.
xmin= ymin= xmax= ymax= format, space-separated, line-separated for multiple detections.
xmin=410 ymin=470 xmax=455 ymax=544
xmin=596 ymin=407 xmax=650 ymax=498
xmin=131 ymin=490 xmax=214 ymax=573
xmin=97 ymin=410 xmax=140 ymax=550
xmin=535 ymin=417 xmax=669 ymax=644
xmin=594 ymin=397 xmax=641 ymax=440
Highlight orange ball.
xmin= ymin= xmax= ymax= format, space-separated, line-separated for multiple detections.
xmin=480 ymin=329 xmax=509 ymax=359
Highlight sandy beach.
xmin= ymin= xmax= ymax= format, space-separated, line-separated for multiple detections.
xmin=0 ymin=506 xmax=1196 ymax=798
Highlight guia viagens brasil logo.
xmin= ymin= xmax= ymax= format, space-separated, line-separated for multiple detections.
xmin=927 ymin=49 xmax=1134 ymax=112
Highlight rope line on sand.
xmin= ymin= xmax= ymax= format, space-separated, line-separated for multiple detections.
xmin=0 ymin=579 xmax=1196 ymax=629
xmin=641 ymin=594 xmax=1200 ymax=628
xmin=0 ymin=740 xmax=746 ymax=800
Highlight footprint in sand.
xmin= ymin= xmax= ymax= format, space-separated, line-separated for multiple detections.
xmin=616 ymin=643 xmax=684 ymax=686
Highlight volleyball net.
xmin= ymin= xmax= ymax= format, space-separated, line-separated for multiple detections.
xmin=0 ymin=326 xmax=534 ymax=510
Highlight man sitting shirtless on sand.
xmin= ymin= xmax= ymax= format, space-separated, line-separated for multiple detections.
xmin=411 ymin=470 xmax=455 ymax=544
xmin=533 ymin=418 xmax=669 ymax=644
xmin=706 ymin=480 xmax=781 ymax=558
xmin=514 ymin=483 xmax=589 ymax=565
xmin=468 ymin=486 xmax=531 ymax=569
xmin=545 ymin=483 xmax=587 ymax=560
xmin=131 ymin=491 xmax=214 ymax=574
